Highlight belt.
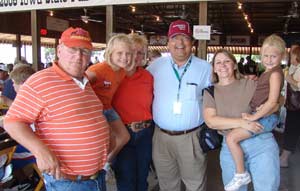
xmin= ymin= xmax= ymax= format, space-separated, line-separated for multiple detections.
xmin=63 ymin=171 xmax=99 ymax=181
xmin=157 ymin=125 xmax=201 ymax=136
xmin=125 ymin=119 xmax=152 ymax=130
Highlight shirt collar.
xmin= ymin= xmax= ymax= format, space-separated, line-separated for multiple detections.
xmin=52 ymin=62 xmax=73 ymax=81
xmin=72 ymin=77 xmax=89 ymax=90
xmin=52 ymin=62 xmax=89 ymax=90
xmin=171 ymin=55 xmax=192 ymax=69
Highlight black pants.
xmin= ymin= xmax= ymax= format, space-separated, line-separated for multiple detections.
xmin=283 ymin=109 xmax=300 ymax=152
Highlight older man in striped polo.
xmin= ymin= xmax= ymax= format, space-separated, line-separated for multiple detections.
xmin=4 ymin=27 xmax=110 ymax=191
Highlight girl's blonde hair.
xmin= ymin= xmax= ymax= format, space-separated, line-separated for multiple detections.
xmin=104 ymin=33 xmax=133 ymax=66
xmin=211 ymin=49 xmax=241 ymax=83
xmin=261 ymin=34 xmax=286 ymax=55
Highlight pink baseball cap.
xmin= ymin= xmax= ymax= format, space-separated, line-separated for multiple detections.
xmin=168 ymin=20 xmax=192 ymax=38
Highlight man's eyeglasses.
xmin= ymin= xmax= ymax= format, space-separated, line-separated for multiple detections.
xmin=65 ymin=46 xmax=91 ymax=56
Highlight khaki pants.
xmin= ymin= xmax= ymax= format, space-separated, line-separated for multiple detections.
xmin=152 ymin=126 xmax=207 ymax=191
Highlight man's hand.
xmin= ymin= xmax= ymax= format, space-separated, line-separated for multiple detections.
xmin=35 ymin=147 xmax=61 ymax=179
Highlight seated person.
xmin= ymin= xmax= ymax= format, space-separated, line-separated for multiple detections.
xmin=1 ymin=64 xmax=36 ymax=183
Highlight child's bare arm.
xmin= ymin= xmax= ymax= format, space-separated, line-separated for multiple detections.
xmin=243 ymin=71 xmax=282 ymax=121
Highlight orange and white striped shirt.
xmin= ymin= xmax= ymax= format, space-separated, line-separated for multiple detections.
xmin=5 ymin=63 xmax=110 ymax=176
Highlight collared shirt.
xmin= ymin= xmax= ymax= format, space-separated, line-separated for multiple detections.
xmin=5 ymin=62 xmax=110 ymax=176
xmin=72 ymin=77 xmax=89 ymax=90
xmin=147 ymin=55 xmax=211 ymax=131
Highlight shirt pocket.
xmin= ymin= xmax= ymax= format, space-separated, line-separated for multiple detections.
xmin=185 ymin=82 xmax=198 ymax=100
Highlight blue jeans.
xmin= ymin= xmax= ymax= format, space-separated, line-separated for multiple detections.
xmin=43 ymin=170 xmax=106 ymax=191
xmin=0 ymin=166 xmax=4 ymax=180
xmin=221 ymin=132 xmax=280 ymax=191
xmin=112 ymin=125 xmax=154 ymax=191
xmin=257 ymin=114 xmax=278 ymax=133
xmin=103 ymin=109 xmax=120 ymax=122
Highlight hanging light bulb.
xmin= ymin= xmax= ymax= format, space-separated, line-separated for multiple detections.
xmin=50 ymin=11 xmax=54 ymax=16
xmin=131 ymin=6 xmax=136 ymax=13
xmin=237 ymin=2 xmax=242 ymax=10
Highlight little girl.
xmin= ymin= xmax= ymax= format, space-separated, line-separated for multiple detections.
xmin=86 ymin=34 xmax=133 ymax=163
xmin=225 ymin=34 xmax=285 ymax=191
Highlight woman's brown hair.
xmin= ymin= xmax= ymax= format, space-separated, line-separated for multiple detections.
xmin=211 ymin=49 xmax=241 ymax=83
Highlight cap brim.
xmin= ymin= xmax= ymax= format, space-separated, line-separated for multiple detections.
xmin=168 ymin=32 xmax=192 ymax=38
xmin=63 ymin=40 xmax=93 ymax=50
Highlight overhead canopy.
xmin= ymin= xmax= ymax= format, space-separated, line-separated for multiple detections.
xmin=0 ymin=33 xmax=106 ymax=49
xmin=0 ymin=0 xmax=210 ymax=12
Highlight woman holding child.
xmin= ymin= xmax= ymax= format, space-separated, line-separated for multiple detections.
xmin=203 ymin=34 xmax=284 ymax=191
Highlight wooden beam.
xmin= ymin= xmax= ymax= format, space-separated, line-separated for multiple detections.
xmin=197 ymin=1 xmax=207 ymax=59
xmin=31 ymin=10 xmax=41 ymax=71
xmin=15 ymin=34 xmax=21 ymax=62
xmin=106 ymin=5 xmax=113 ymax=43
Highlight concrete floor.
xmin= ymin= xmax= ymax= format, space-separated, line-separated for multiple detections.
xmin=107 ymin=131 xmax=300 ymax=191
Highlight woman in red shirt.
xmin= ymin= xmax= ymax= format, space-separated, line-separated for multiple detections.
xmin=112 ymin=33 xmax=154 ymax=191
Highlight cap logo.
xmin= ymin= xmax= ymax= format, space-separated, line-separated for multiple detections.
xmin=173 ymin=24 xmax=187 ymax=31
xmin=70 ymin=29 xmax=91 ymax=42
xmin=168 ymin=20 xmax=191 ymax=38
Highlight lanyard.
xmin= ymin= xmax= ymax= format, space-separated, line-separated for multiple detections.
xmin=172 ymin=57 xmax=192 ymax=101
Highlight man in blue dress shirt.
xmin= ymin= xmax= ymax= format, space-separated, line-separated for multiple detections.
xmin=147 ymin=20 xmax=211 ymax=191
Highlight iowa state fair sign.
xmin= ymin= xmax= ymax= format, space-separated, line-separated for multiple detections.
xmin=0 ymin=0 xmax=206 ymax=12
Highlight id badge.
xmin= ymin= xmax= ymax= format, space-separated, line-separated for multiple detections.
xmin=173 ymin=101 xmax=182 ymax=115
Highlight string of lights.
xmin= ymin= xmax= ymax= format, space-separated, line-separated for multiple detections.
xmin=237 ymin=1 xmax=254 ymax=34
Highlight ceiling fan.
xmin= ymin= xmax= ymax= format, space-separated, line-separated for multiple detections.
xmin=210 ymin=24 xmax=223 ymax=35
xmin=135 ymin=24 xmax=156 ymax=35
xmin=69 ymin=8 xmax=102 ymax=24
xmin=279 ymin=1 xmax=300 ymax=35
xmin=211 ymin=29 xmax=223 ymax=35
xmin=164 ymin=5 xmax=189 ymax=20
xmin=278 ymin=1 xmax=299 ymax=19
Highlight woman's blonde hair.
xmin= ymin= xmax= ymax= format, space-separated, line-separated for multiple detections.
xmin=128 ymin=33 xmax=148 ymax=66
xmin=211 ymin=49 xmax=241 ymax=83
xmin=128 ymin=33 xmax=148 ymax=48
xmin=261 ymin=34 xmax=286 ymax=55
xmin=104 ymin=33 xmax=133 ymax=66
